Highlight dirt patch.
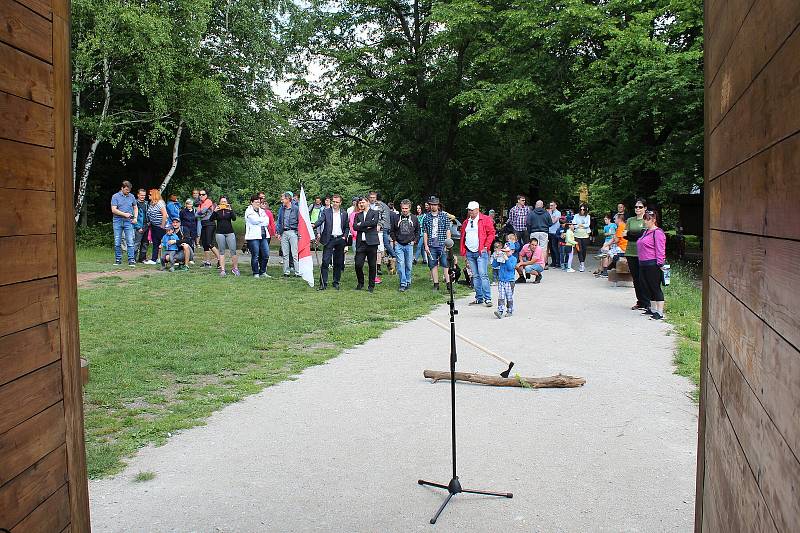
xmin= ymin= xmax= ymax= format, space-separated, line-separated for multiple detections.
xmin=78 ymin=268 xmax=164 ymax=288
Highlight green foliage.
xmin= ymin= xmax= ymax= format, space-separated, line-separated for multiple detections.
xmin=285 ymin=0 xmax=702 ymax=208
xmin=76 ymin=222 xmax=114 ymax=248
xmin=74 ymin=0 xmax=703 ymax=223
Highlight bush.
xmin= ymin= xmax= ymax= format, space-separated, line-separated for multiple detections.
xmin=76 ymin=223 xmax=113 ymax=248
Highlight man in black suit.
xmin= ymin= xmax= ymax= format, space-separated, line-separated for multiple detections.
xmin=352 ymin=196 xmax=380 ymax=292
xmin=313 ymin=193 xmax=350 ymax=290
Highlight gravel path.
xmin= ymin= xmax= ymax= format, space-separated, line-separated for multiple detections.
xmin=89 ymin=261 xmax=697 ymax=532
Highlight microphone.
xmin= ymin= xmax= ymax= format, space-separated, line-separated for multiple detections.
xmin=444 ymin=238 xmax=456 ymax=283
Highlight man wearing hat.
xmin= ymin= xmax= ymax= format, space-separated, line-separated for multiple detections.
xmin=421 ymin=196 xmax=451 ymax=290
xmin=460 ymin=200 xmax=495 ymax=306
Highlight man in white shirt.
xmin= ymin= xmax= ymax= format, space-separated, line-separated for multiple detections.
xmin=313 ymin=194 xmax=350 ymax=290
xmin=460 ymin=201 xmax=495 ymax=306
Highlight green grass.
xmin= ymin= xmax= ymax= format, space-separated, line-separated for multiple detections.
xmin=79 ymin=248 xmax=467 ymax=478
xmin=663 ymin=261 xmax=702 ymax=402
xmin=134 ymin=471 xmax=156 ymax=482
xmin=77 ymin=246 xmax=128 ymax=273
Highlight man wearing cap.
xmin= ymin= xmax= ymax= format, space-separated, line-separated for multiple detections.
xmin=421 ymin=196 xmax=451 ymax=290
xmin=460 ymin=201 xmax=495 ymax=306
xmin=276 ymin=191 xmax=300 ymax=276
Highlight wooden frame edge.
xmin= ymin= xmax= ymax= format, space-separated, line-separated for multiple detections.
xmin=53 ymin=0 xmax=91 ymax=529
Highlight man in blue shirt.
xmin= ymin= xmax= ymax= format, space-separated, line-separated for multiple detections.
xmin=110 ymin=180 xmax=138 ymax=266
xmin=276 ymin=191 xmax=300 ymax=276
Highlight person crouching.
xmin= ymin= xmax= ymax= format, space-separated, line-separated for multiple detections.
xmin=159 ymin=225 xmax=180 ymax=271
xmin=492 ymin=243 xmax=518 ymax=318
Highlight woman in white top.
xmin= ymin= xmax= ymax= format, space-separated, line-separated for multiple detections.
xmin=245 ymin=194 xmax=271 ymax=278
xmin=572 ymin=203 xmax=591 ymax=272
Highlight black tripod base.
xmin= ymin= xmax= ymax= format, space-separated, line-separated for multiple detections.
xmin=417 ymin=476 xmax=513 ymax=524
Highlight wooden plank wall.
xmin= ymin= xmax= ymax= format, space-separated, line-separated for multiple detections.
xmin=0 ymin=0 xmax=90 ymax=529
xmin=698 ymin=1 xmax=800 ymax=531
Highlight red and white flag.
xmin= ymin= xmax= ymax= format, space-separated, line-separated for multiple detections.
xmin=296 ymin=186 xmax=315 ymax=287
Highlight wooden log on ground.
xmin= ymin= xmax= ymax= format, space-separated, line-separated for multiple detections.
xmin=423 ymin=370 xmax=585 ymax=389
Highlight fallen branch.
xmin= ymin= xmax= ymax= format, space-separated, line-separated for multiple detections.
xmin=423 ymin=370 xmax=585 ymax=389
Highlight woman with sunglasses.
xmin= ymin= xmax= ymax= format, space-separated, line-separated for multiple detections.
xmin=623 ymin=199 xmax=650 ymax=311
xmin=572 ymin=203 xmax=591 ymax=271
xmin=638 ymin=210 xmax=667 ymax=319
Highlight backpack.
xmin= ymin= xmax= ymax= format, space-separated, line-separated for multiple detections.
xmin=397 ymin=216 xmax=415 ymax=242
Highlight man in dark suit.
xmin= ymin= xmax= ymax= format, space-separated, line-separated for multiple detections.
xmin=352 ymin=196 xmax=380 ymax=292
xmin=313 ymin=193 xmax=350 ymax=290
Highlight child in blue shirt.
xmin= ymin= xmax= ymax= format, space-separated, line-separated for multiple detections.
xmin=505 ymin=232 xmax=520 ymax=258
xmin=603 ymin=214 xmax=617 ymax=246
xmin=159 ymin=226 xmax=180 ymax=270
xmin=492 ymin=243 xmax=518 ymax=318
xmin=490 ymin=241 xmax=503 ymax=285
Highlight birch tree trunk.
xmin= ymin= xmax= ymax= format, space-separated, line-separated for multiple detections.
xmin=73 ymin=89 xmax=79 ymax=193
xmin=158 ymin=119 xmax=184 ymax=193
xmin=74 ymin=57 xmax=111 ymax=222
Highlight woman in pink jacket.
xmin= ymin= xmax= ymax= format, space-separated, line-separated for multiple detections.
xmin=637 ymin=210 xmax=667 ymax=320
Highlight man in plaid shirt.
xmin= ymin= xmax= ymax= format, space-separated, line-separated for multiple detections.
xmin=421 ymin=196 xmax=452 ymax=291
xmin=508 ymin=195 xmax=530 ymax=247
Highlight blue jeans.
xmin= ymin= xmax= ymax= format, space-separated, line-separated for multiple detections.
xmin=414 ymin=238 xmax=426 ymax=262
xmin=382 ymin=229 xmax=395 ymax=258
xmin=247 ymin=238 xmax=270 ymax=275
xmin=395 ymin=242 xmax=414 ymax=287
xmin=466 ymin=250 xmax=491 ymax=302
xmin=113 ymin=217 xmax=135 ymax=262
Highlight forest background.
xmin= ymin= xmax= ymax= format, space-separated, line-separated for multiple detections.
xmin=71 ymin=0 xmax=702 ymax=228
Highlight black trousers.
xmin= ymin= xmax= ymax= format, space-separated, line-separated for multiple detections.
xmin=321 ymin=236 xmax=346 ymax=286
xmin=548 ymin=233 xmax=561 ymax=266
xmin=355 ymin=243 xmax=378 ymax=288
xmin=576 ymin=238 xmax=589 ymax=263
xmin=626 ymin=256 xmax=651 ymax=308
xmin=640 ymin=263 xmax=664 ymax=302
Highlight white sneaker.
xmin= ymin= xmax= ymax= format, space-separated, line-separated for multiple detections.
xmin=567 ymin=268 xmax=576 ymax=273
xmin=253 ymin=274 xmax=260 ymax=278
xmin=579 ymin=264 xmax=585 ymax=272
xmin=143 ymin=259 xmax=156 ymax=265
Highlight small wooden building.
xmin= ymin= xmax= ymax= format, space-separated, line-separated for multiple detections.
xmin=698 ymin=2 xmax=800 ymax=531
xmin=0 ymin=0 xmax=91 ymax=530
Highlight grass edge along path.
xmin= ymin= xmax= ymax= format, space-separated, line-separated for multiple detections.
xmin=663 ymin=261 xmax=702 ymax=402
xmin=80 ymin=251 xmax=468 ymax=479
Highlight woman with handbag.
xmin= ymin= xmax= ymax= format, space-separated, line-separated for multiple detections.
xmin=637 ymin=210 xmax=667 ymax=320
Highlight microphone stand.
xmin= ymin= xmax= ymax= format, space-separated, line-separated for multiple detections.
xmin=417 ymin=253 xmax=513 ymax=524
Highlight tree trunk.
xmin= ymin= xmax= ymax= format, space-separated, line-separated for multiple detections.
xmin=158 ymin=119 xmax=184 ymax=193
xmin=73 ymin=89 xmax=79 ymax=193
xmin=74 ymin=57 xmax=110 ymax=222
xmin=423 ymin=370 xmax=586 ymax=389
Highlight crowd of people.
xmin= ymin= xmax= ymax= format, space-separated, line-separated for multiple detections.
xmin=110 ymin=184 xmax=668 ymax=318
